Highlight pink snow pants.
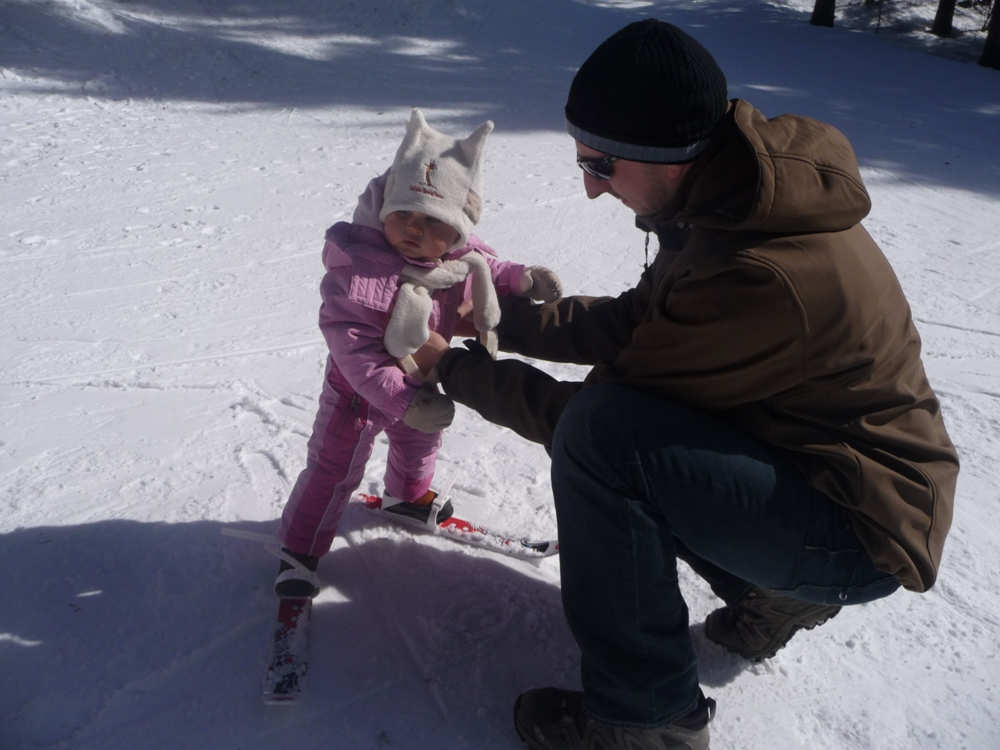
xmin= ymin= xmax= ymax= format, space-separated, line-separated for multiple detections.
xmin=278 ymin=360 xmax=440 ymax=558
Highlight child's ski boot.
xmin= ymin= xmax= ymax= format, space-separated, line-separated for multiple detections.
xmin=381 ymin=489 xmax=453 ymax=527
xmin=273 ymin=548 xmax=320 ymax=598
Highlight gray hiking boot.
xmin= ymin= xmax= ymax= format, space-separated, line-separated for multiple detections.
xmin=704 ymin=587 xmax=841 ymax=661
xmin=514 ymin=687 xmax=715 ymax=750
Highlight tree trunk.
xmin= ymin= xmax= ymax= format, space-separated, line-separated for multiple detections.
xmin=981 ymin=1 xmax=1000 ymax=69
xmin=931 ymin=0 xmax=957 ymax=37
xmin=811 ymin=0 xmax=836 ymax=27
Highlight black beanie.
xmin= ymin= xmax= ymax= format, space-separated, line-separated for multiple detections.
xmin=565 ymin=19 xmax=728 ymax=163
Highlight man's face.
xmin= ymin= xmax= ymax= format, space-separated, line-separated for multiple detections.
xmin=575 ymin=142 xmax=690 ymax=217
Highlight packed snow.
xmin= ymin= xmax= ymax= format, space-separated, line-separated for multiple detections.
xmin=2 ymin=1 xmax=998 ymax=748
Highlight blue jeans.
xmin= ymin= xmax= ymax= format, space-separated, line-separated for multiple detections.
xmin=550 ymin=384 xmax=899 ymax=725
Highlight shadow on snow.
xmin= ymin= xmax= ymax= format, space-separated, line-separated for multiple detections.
xmin=1 ymin=503 xmax=750 ymax=750
xmin=3 ymin=0 xmax=998 ymax=196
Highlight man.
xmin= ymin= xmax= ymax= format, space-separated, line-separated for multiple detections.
xmin=412 ymin=19 xmax=958 ymax=750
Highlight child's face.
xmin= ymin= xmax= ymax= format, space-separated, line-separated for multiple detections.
xmin=383 ymin=211 xmax=460 ymax=261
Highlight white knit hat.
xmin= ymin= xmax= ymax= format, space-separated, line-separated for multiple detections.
xmin=379 ymin=108 xmax=494 ymax=249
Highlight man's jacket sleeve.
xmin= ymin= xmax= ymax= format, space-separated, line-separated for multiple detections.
xmin=437 ymin=258 xmax=808 ymax=444
xmin=496 ymin=282 xmax=646 ymax=365
xmin=436 ymin=281 xmax=648 ymax=446
xmin=436 ymin=345 xmax=582 ymax=447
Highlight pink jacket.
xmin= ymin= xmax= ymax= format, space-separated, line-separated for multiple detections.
xmin=318 ymin=173 xmax=526 ymax=421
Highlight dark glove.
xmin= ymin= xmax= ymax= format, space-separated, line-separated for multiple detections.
xmin=461 ymin=338 xmax=493 ymax=357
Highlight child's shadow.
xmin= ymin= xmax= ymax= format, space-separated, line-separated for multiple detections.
xmin=300 ymin=507 xmax=580 ymax=746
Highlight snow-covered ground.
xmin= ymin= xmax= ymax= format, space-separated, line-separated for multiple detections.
xmin=2 ymin=1 xmax=998 ymax=748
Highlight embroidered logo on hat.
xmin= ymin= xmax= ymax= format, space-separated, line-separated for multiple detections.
xmin=410 ymin=160 xmax=445 ymax=199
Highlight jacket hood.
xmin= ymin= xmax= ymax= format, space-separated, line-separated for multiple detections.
xmin=674 ymin=100 xmax=871 ymax=235
xmin=352 ymin=170 xmax=390 ymax=231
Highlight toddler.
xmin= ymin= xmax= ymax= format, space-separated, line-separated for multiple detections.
xmin=274 ymin=109 xmax=561 ymax=596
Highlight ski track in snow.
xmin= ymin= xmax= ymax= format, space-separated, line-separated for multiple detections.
xmin=2 ymin=1 xmax=999 ymax=749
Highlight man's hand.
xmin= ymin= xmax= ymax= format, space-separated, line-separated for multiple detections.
xmin=402 ymin=385 xmax=455 ymax=433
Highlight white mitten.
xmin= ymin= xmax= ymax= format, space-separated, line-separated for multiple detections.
xmin=402 ymin=386 xmax=455 ymax=433
xmin=461 ymin=252 xmax=501 ymax=357
xmin=385 ymin=282 xmax=433 ymax=358
xmin=516 ymin=266 xmax=562 ymax=303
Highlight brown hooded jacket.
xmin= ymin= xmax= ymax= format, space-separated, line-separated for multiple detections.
xmin=438 ymin=100 xmax=958 ymax=592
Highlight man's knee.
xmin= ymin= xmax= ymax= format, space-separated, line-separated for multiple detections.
xmin=553 ymin=384 xmax=699 ymax=457
xmin=550 ymin=385 xmax=659 ymax=501
xmin=553 ymin=384 xmax=633 ymax=452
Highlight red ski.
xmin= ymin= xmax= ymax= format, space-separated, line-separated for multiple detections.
xmin=262 ymin=596 xmax=311 ymax=705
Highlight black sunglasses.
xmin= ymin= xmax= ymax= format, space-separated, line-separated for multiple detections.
xmin=576 ymin=154 xmax=618 ymax=181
